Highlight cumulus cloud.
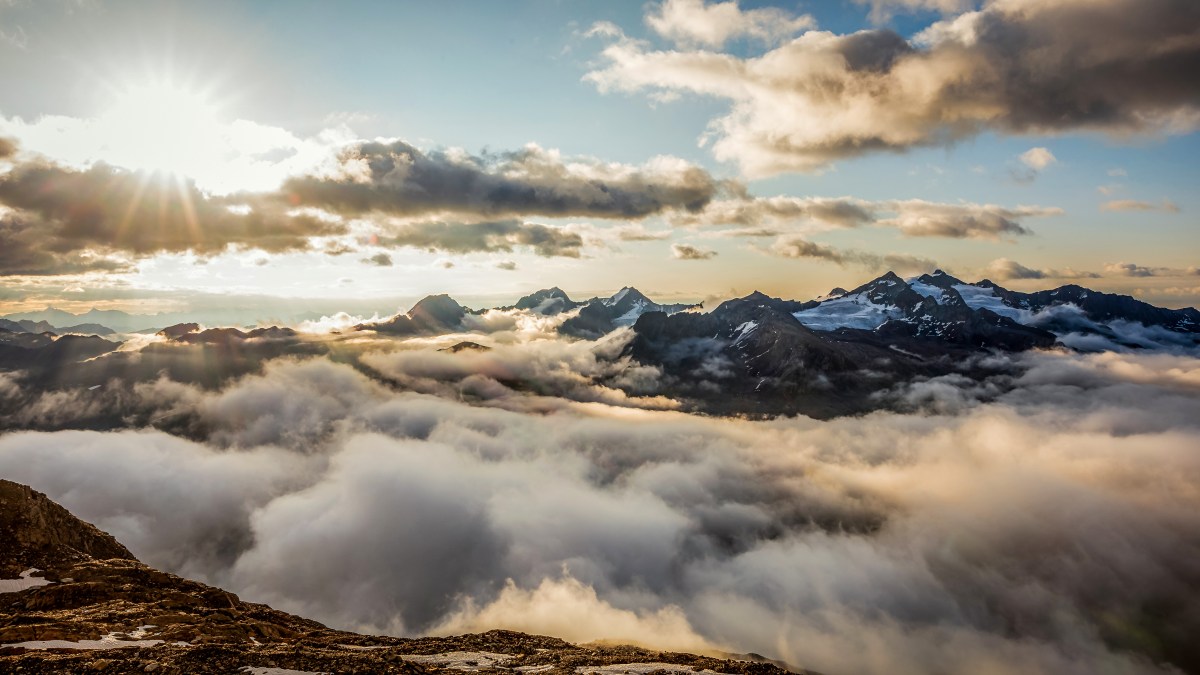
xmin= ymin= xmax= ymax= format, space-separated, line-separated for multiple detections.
xmin=670 ymin=196 xmax=875 ymax=231
xmin=612 ymin=223 xmax=672 ymax=242
xmin=674 ymin=196 xmax=1059 ymax=240
xmin=1019 ymin=146 xmax=1056 ymax=170
xmin=379 ymin=220 xmax=584 ymax=258
xmin=671 ymin=243 xmax=717 ymax=260
xmin=587 ymin=0 xmax=1200 ymax=175
xmin=362 ymin=252 xmax=393 ymax=267
xmin=1101 ymin=262 xmax=1199 ymax=278
xmin=1101 ymin=199 xmax=1181 ymax=213
xmin=435 ymin=576 xmax=715 ymax=654
xmin=645 ymin=0 xmax=815 ymax=48
xmin=769 ymin=236 xmax=937 ymax=274
xmin=284 ymin=141 xmax=719 ymax=220
xmin=358 ymin=331 xmax=677 ymax=412
xmin=0 ymin=136 xmax=718 ymax=274
xmin=986 ymin=257 xmax=1045 ymax=279
xmin=1011 ymin=146 xmax=1057 ymax=183
xmin=984 ymin=257 xmax=1100 ymax=281
xmin=2 ymin=346 xmax=1199 ymax=674
xmin=0 ymin=147 xmax=344 ymax=275
xmin=876 ymin=200 xmax=1056 ymax=239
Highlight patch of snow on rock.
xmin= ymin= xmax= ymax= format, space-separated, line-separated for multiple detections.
xmin=402 ymin=651 xmax=515 ymax=671
xmin=0 ymin=568 xmax=53 ymax=593
xmin=794 ymin=294 xmax=905 ymax=331
xmin=574 ymin=664 xmax=724 ymax=675
xmin=907 ymin=280 xmax=944 ymax=302
xmin=241 ymin=668 xmax=331 ymax=675
xmin=952 ymin=284 xmax=1031 ymax=322
xmin=613 ymin=299 xmax=650 ymax=327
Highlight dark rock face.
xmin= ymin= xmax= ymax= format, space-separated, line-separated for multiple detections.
xmin=0 ymin=334 xmax=119 ymax=372
xmin=560 ymin=287 xmax=700 ymax=339
xmin=0 ymin=481 xmax=135 ymax=575
xmin=511 ymin=287 xmax=580 ymax=315
xmin=0 ymin=481 xmax=806 ymax=675
xmin=157 ymin=323 xmax=200 ymax=340
xmin=173 ymin=327 xmax=299 ymax=346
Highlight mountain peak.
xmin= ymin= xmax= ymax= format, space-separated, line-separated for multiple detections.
xmin=408 ymin=294 xmax=467 ymax=326
xmin=606 ymin=286 xmax=650 ymax=306
xmin=915 ymin=270 xmax=966 ymax=289
xmin=410 ymin=294 xmax=464 ymax=315
xmin=513 ymin=287 xmax=578 ymax=314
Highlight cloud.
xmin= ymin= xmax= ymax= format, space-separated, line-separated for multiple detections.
xmin=671 ymin=243 xmax=717 ymax=260
xmin=1101 ymin=199 xmax=1181 ymax=213
xmin=645 ymin=0 xmax=815 ymax=48
xmin=674 ymin=196 xmax=1060 ymax=240
xmin=0 ymin=148 xmax=344 ymax=275
xmin=985 ymin=257 xmax=1045 ymax=279
xmin=496 ymin=260 xmax=518 ymax=271
xmin=613 ymin=223 xmax=672 ymax=241
xmin=1101 ymin=262 xmax=1199 ymax=278
xmin=284 ymin=141 xmax=719 ymax=220
xmin=769 ymin=236 xmax=938 ymax=274
xmin=879 ymin=200 xmax=1056 ymax=239
xmin=1019 ymin=147 xmax=1057 ymax=171
xmin=984 ymin=258 xmax=1100 ymax=281
xmin=434 ymin=576 xmax=715 ymax=654
xmin=0 ymin=136 xmax=722 ymax=274
xmin=670 ymin=196 xmax=876 ymax=231
xmin=1011 ymin=146 xmax=1057 ymax=182
xmin=379 ymin=220 xmax=584 ymax=258
xmin=362 ymin=252 xmax=394 ymax=267
xmin=1106 ymin=262 xmax=1158 ymax=278
xmin=587 ymin=0 xmax=1200 ymax=175
xmin=2 ymin=346 xmax=1200 ymax=673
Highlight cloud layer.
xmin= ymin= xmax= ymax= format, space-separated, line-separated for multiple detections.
xmin=1 ymin=342 xmax=1198 ymax=674
xmin=0 ymin=137 xmax=719 ymax=275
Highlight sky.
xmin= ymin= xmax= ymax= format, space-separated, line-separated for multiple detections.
xmin=0 ymin=0 xmax=1197 ymax=319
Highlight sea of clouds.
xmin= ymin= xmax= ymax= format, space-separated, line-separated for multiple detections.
xmin=1 ymin=329 xmax=1198 ymax=675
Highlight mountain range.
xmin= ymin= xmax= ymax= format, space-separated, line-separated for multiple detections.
xmin=0 ymin=271 xmax=1196 ymax=421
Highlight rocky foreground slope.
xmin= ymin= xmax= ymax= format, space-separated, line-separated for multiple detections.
xmin=0 ymin=480 xmax=803 ymax=675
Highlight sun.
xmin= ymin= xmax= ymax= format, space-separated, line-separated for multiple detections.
xmin=96 ymin=80 xmax=229 ymax=182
